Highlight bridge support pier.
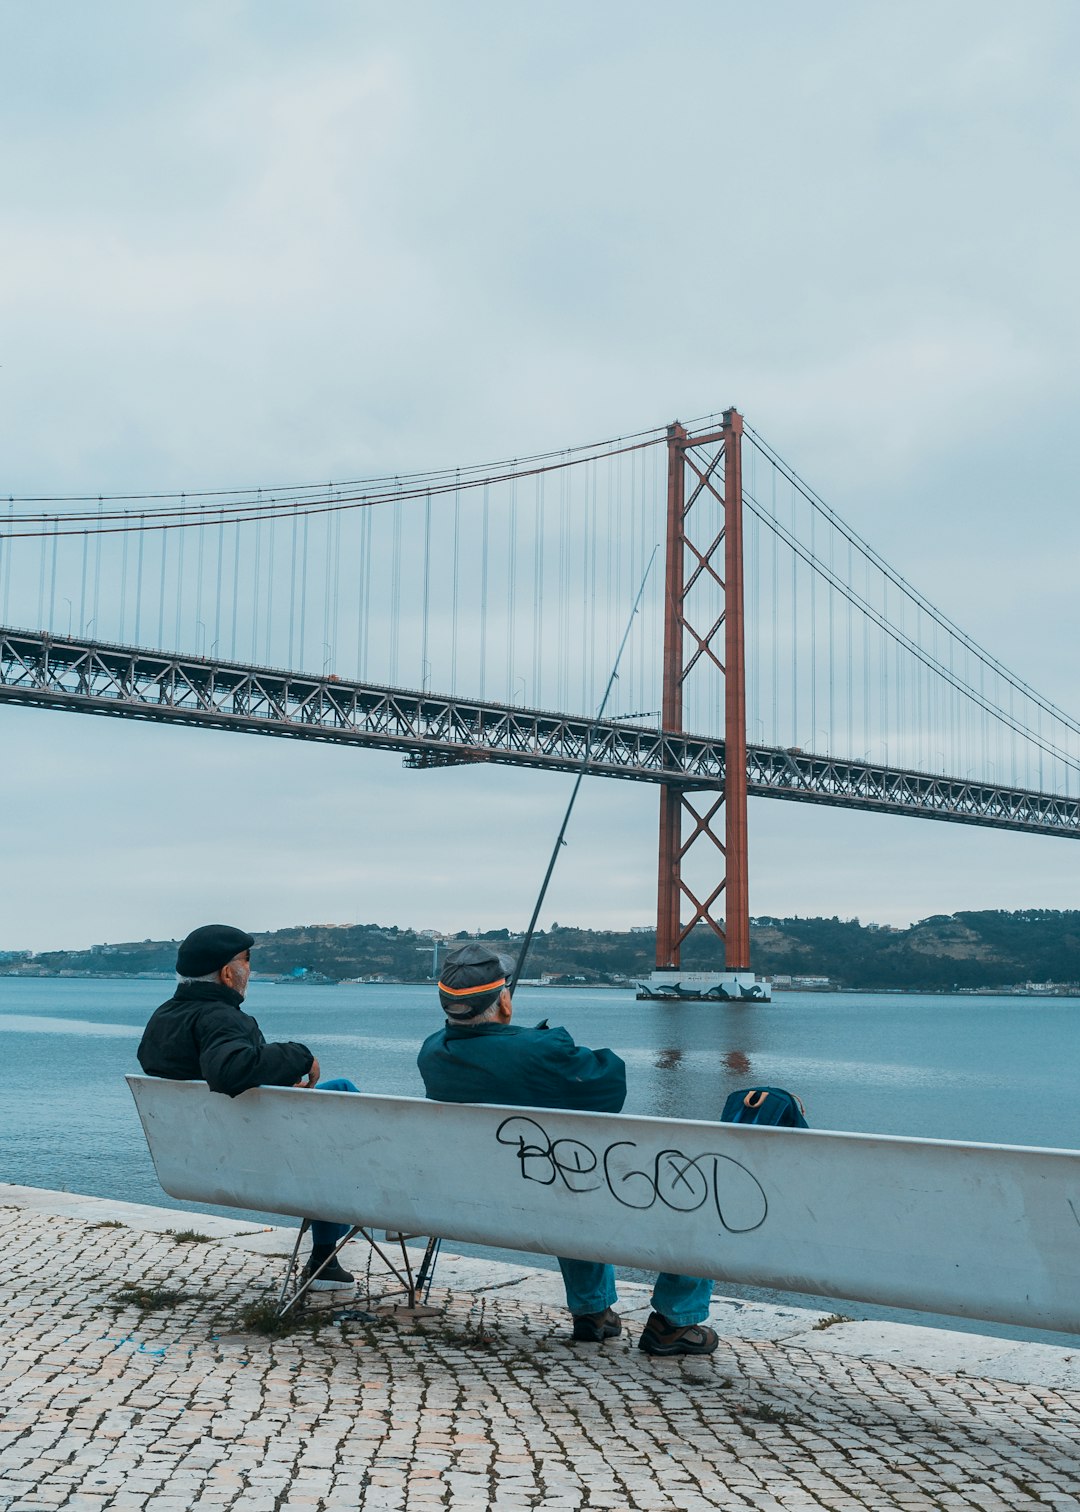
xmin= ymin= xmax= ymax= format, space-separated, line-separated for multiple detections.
xmin=651 ymin=408 xmax=758 ymax=993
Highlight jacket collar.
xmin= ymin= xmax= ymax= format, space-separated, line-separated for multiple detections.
xmin=441 ymin=1019 xmax=518 ymax=1039
xmin=173 ymin=979 xmax=245 ymax=1010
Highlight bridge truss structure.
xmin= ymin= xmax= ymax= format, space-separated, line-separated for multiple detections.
xmin=3 ymin=625 xmax=1078 ymax=842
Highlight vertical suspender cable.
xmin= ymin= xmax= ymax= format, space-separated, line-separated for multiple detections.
xmin=351 ymin=505 xmax=361 ymax=678
xmin=846 ymin=538 xmax=853 ymax=756
xmin=213 ymin=516 xmax=224 ymax=658
xmin=157 ymin=524 xmax=168 ymax=648
xmin=175 ymin=494 xmax=186 ymax=650
xmin=1 ymin=500 xmax=10 ymax=623
xmin=765 ymin=462 xmax=774 ymax=740
xmin=78 ymin=515 xmax=89 ymax=631
xmin=421 ymin=492 xmax=431 ymax=689
xmin=331 ymin=502 xmax=342 ymax=669
xmin=266 ymin=506 xmax=276 ymax=664
xmin=507 ymin=473 xmax=517 ymax=701
xmin=350 ymin=505 xmax=360 ymax=678
xmin=602 ymin=447 xmax=611 ymax=707
xmin=451 ymin=475 xmax=460 ymax=693
xmin=36 ymin=514 xmax=46 ymax=628
xmin=119 ymin=513 xmax=129 ymax=641
xmin=195 ymin=499 xmax=206 ymax=655
xmin=252 ymin=496 xmax=263 ymax=660
xmin=532 ymin=473 xmax=543 ymax=704
xmin=558 ymin=466 xmax=568 ymax=711
xmin=299 ymin=516 xmax=309 ymax=669
xmin=288 ymin=513 xmax=298 ymax=669
xmin=827 ymin=513 xmax=835 ymax=751
xmin=231 ymin=520 xmax=240 ymax=659
xmin=863 ymin=554 xmax=870 ymax=760
xmin=809 ymin=495 xmax=817 ymax=748
xmin=48 ymin=516 xmax=59 ymax=632
xmin=623 ymin=450 xmax=635 ymax=717
xmin=322 ymin=491 xmax=334 ymax=670
xmin=390 ymin=485 xmax=402 ymax=683
xmin=479 ymin=484 xmax=489 ymax=698
xmin=790 ymin=479 xmax=797 ymax=744
xmin=135 ymin=516 xmax=145 ymax=645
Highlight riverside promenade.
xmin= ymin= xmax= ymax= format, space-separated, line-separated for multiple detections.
xmin=2 ymin=1185 xmax=1078 ymax=1512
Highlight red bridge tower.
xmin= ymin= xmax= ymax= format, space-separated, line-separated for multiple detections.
xmin=647 ymin=407 xmax=762 ymax=999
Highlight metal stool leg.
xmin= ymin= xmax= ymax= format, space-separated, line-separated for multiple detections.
xmin=278 ymin=1223 xmax=362 ymax=1320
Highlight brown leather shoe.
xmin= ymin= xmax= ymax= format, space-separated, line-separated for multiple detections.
xmin=571 ymin=1307 xmax=623 ymax=1342
xmin=637 ymin=1311 xmax=719 ymax=1356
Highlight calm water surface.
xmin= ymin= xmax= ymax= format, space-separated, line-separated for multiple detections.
xmin=3 ymin=976 xmax=1077 ymax=1341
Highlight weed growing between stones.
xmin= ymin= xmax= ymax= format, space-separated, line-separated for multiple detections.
xmin=741 ymin=1401 xmax=801 ymax=1424
xmin=812 ymin=1312 xmax=853 ymax=1329
xmin=111 ymin=1286 xmax=188 ymax=1312
xmin=88 ymin=1220 xmax=125 ymax=1230
xmin=427 ymin=1298 xmax=498 ymax=1350
xmin=235 ymin=1297 xmax=339 ymax=1338
xmin=165 ymin=1229 xmax=213 ymax=1243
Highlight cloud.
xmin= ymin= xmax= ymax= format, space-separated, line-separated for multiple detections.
xmin=2 ymin=0 xmax=1079 ymax=952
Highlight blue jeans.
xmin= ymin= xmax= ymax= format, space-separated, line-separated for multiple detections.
xmin=558 ymin=1258 xmax=713 ymax=1326
xmin=309 ymin=1078 xmax=359 ymax=1249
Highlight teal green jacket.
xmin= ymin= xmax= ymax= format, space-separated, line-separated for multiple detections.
xmin=417 ymin=1020 xmax=627 ymax=1113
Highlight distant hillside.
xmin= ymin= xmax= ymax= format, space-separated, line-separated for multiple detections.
xmin=3 ymin=909 xmax=1080 ymax=990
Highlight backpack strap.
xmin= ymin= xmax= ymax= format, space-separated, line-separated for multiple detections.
xmin=730 ymin=1089 xmax=767 ymax=1123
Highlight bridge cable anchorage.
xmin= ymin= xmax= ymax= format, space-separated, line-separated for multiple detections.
xmin=508 ymin=545 xmax=659 ymax=995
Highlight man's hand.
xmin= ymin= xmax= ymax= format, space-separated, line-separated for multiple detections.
xmin=294 ymin=1056 xmax=321 ymax=1088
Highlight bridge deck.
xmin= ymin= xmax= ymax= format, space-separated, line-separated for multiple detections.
xmin=3 ymin=626 xmax=1078 ymax=838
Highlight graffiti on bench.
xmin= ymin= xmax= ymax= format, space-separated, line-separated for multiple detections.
xmin=495 ymin=1114 xmax=768 ymax=1233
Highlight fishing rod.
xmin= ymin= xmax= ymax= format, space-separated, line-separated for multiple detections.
xmin=508 ymin=545 xmax=659 ymax=994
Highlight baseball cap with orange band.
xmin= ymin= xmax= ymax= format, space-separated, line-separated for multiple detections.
xmin=437 ymin=944 xmax=513 ymax=1020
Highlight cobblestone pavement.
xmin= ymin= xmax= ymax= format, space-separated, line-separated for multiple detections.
xmin=2 ymin=1190 xmax=1079 ymax=1511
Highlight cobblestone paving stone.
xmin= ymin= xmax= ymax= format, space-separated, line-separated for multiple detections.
xmin=1 ymin=1205 xmax=1079 ymax=1511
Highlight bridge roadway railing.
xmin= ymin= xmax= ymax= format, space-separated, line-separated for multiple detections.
xmin=127 ymin=1077 xmax=1080 ymax=1335
xmin=2 ymin=626 xmax=1078 ymax=838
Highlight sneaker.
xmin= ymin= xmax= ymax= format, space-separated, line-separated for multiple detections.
xmin=637 ymin=1311 xmax=719 ymax=1356
xmin=571 ymin=1307 xmax=622 ymax=1342
xmin=303 ymin=1251 xmax=355 ymax=1291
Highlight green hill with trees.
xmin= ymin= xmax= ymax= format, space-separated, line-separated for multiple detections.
xmin=3 ymin=909 xmax=1080 ymax=991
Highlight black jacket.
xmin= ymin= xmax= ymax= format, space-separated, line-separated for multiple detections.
xmin=137 ymin=980 xmax=314 ymax=1098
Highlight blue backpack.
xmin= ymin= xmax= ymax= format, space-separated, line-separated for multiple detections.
xmin=721 ymin=1085 xmax=808 ymax=1128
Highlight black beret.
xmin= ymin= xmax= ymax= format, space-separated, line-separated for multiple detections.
xmin=438 ymin=943 xmax=512 ymax=1020
xmin=176 ymin=924 xmax=255 ymax=979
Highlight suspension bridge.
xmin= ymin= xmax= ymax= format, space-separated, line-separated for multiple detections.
xmin=2 ymin=409 xmax=1077 ymax=995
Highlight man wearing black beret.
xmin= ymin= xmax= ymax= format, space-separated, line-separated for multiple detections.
xmin=137 ymin=924 xmax=356 ymax=1289
xmin=418 ymin=943 xmax=718 ymax=1355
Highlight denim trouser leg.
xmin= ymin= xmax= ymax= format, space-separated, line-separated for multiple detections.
xmin=649 ymin=1272 xmax=714 ymax=1327
xmin=309 ymin=1078 xmax=360 ymax=1249
xmin=557 ymin=1257 xmax=618 ymax=1316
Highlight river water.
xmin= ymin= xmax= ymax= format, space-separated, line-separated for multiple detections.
xmin=3 ymin=976 xmax=1077 ymax=1341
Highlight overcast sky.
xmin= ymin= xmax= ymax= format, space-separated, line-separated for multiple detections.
xmin=2 ymin=0 xmax=1079 ymax=954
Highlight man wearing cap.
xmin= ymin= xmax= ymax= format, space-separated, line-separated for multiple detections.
xmin=417 ymin=943 xmax=718 ymax=1356
xmin=137 ymin=924 xmax=356 ymax=1290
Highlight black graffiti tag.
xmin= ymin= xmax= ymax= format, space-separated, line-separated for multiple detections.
xmin=495 ymin=1116 xmax=603 ymax=1193
xmin=495 ymin=1115 xmax=767 ymax=1233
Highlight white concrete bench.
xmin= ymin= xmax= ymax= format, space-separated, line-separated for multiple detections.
xmin=127 ymin=1076 xmax=1080 ymax=1334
